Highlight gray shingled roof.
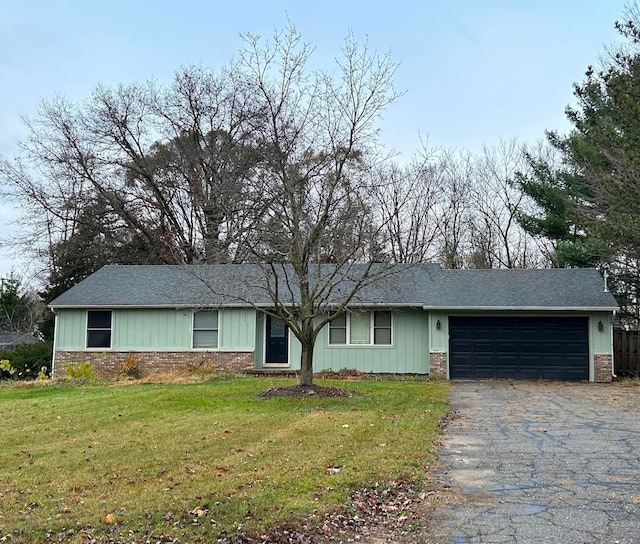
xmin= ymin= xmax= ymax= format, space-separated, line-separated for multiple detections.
xmin=0 ymin=331 xmax=41 ymax=346
xmin=423 ymin=268 xmax=618 ymax=310
xmin=49 ymin=263 xmax=618 ymax=311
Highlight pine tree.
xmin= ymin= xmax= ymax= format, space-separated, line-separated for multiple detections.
xmin=515 ymin=4 xmax=640 ymax=323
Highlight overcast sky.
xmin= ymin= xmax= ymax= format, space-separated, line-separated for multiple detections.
xmin=0 ymin=0 xmax=629 ymax=281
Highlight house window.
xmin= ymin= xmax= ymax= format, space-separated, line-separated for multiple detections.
xmin=87 ymin=310 xmax=112 ymax=348
xmin=329 ymin=311 xmax=392 ymax=346
xmin=374 ymin=311 xmax=392 ymax=345
xmin=329 ymin=314 xmax=347 ymax=344
xmin=193 ymin=310 xmax=219 ymax=348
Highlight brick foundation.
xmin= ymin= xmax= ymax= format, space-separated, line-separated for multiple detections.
xmin=429 ymin=352 xmax=447 ymax=378
xmin=53 ymin=350 xmax=254 ymax=379
xmin=594 ymin=353 xmax=613 ymax=383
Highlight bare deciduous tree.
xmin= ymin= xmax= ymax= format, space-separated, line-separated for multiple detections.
xmin=1 ymin=64 xmax=266 ymax=276
xmin=229 ymin=27 xmax=406 ymax=386
xmin=433 ymin=150 xmax=474 ymax=269
xmin=373 ymin=148 xmax=442 ymax=263
xmin=467 ymin=138 xmax=546 ymax=269
xmin=2 ymin=24 xmax=418 ymax=386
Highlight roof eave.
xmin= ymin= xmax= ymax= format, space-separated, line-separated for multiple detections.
xmin=49 ymin=302 xmax=425 ymax=310
xmin=422 ymin=305 xmax=619 ymax=312
xmin=49 ymin=303 xmax=619 ymax=312
xmin=49 ymin=303 xmax=256 ymax=310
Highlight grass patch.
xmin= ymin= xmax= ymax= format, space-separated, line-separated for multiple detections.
xmin=0 ymin=376 xmax=449 ymax=542
xmin=616 ymin=376 xmax=640 ymax=388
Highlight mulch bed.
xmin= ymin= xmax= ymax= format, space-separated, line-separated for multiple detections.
xmin=258 ymin=385 xmax=357 ymax=398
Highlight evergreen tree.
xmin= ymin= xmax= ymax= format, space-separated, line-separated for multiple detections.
xmin=515 ymin=4 xmax=640 ymax=323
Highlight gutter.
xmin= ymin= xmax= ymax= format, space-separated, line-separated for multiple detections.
xmin=48 ymin=302 xmax=428 ymax=310
xmin=422 ymin=305 xmax=620 ymax=312
xmin=49 ymin=303 xmax=619 ymax=312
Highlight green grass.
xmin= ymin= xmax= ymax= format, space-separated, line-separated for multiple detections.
xmin=0 ymin=376 xmax=449 ymax=542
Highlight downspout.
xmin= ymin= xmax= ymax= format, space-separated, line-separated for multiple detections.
xmin=611 ymin=310 xmax=617 ymax=379
xmin=50 ymin=309 xmax=57 ymax=379
xmin=604 ymin=269 xmax=617 ymax=379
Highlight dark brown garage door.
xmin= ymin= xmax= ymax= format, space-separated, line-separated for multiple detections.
xmin=449 ymin=316 xmax=589 ymax=381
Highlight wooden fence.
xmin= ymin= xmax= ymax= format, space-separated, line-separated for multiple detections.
xmin=613 ymin=329 xmax=640 ymax=376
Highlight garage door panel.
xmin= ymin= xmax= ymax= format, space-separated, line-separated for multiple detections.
xmin=474 ymin=342 xmax=497 ymax=353
xmin=518 ymin=330 xmax=540 ymax=340
xmin=495 ymin=353 xmax=517 ymax=363
xmin=541 ymin=341 xmax=564 ymax=353
xmin=541 ymin=367 xmax=566 ymax=380
xmin=521 ymin=359 xmax=548 ymax=378
xmin=473 ymin=353 xmax=498 ymax=364
xmin=565 ymin=342 xmax=588 ymax=353
xmin=495 ymin=327 xmax=518 ymax=340
xmin=565 ymin=330 xmax=588 ymax=341
xmin=494 ymin=358 xmax=519 ymax=377
xmin=520 ymin=367 xmax=546 ymax=379
xmin=542 ymin=354 xmax=564 ymax=366
xmin=540 ymin=330 xmax=566 ymax=342
xmin=474 ymin=365 xmax=500 ymax=378
xmin=449 ymin=316 xmax=589 ymax=381
xmin=565 ymin=354 xmax=589 ymax=367
xmin=495 ymin=341 xmax=518 ymax=352
xmin=520 ymin=353 xmax=541 ymax=365
xmin=519 ymin=341 xmax=541 ymax=354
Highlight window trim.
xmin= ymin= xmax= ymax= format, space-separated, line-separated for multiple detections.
xmin=86 ymin=310 xmax=113 ymax=349
xmin=192 ymin=309 xmax=220 ymax=350
xmin=328 ymin=310 xmax=393 ymax=347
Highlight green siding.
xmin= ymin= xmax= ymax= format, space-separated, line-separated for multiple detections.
xmin=589 ymin=313 xmax=613 ymax=354
xmin=589 ymin=312 xmax=614 ymax=381
xmin=289 ymin=333 xmax=301 ymax=370
xmin=220 ymin=308 xmax=256 ymax=350
xmin=309 ymin=309 xmax=429 ymax=374
xmin=55 ymin=306 xmax=615 ymax=381
xmin=115 ymin=309 xmax=191 ymax=349
xmin=54 ymin=309 xmax=88 ymax=349
xmin=254 ymin=313 xmax=265 ymax=368
xmin=54 ymin=308 xmax=257 ymax=351
xmin=429 ymin=310 xmax=448 ymax=352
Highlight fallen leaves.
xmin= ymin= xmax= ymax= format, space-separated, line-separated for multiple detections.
xmin=217 ymin=479 xmax=434 ymax=543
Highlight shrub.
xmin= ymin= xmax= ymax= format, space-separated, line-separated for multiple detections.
xmin=187 ymin=359 xmax=217 ymax=374
xmin=63 ymin=362 xmax=96 ymax=380
xmin=186 ymin=360 xmax=244 ymax=382
xmin=114 ymin=353 xmax=141 ymax=379
xmin=0 ymin=343 xmax=52 ymax=380
xmin=0 ymin=359 xmax=16 ymax=379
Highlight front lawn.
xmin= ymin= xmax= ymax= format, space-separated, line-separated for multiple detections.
xmin=0 ymin=376 xmax=449 ymax=542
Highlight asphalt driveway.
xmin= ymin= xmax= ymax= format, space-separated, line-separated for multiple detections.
xmin=427 ymin=381 xmax=640 ymax=544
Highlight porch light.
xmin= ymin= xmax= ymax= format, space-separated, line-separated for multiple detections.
xmin=436 ymin=319 xmax=441 ymax=330
xmin=598 ymin=320 xmax=604 ymax=332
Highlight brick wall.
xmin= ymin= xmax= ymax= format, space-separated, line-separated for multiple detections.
xmin=53 ymin=350 xmax=254 ymax=379
xmin=594 ymin=353 xmax=613 ymax=383
xmin=429 ymin=352 xmax=447 ymax=378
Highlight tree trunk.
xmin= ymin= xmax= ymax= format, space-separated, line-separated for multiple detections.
xmin=299 ymin=341 xmax=314 ymax=386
